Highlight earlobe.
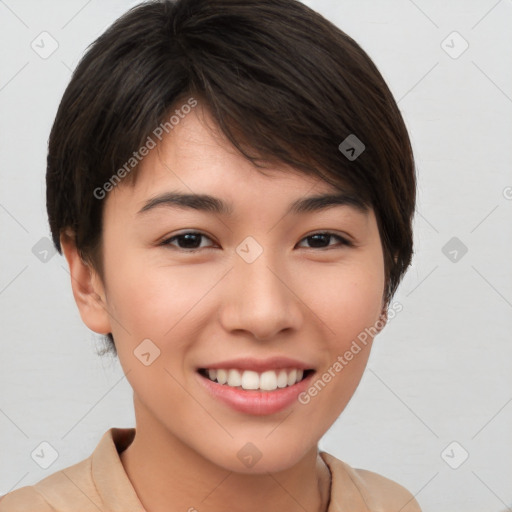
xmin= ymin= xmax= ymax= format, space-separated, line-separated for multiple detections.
xmin=60 ymin=230 xmax=112 ymax=335
xmin=375 ymin=306 xmax=388 ymax=335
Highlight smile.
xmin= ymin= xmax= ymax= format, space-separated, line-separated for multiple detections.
xmin=198 ymin=368 xmax=314 ymax=391
xmin=196 ymin=365 xmax=316 ymax=415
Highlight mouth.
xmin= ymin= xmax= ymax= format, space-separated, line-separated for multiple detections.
xmin=197 ymin=367 xmax=315 ymax=392
xmin=195 ymin=357 xmax=317 ymax=415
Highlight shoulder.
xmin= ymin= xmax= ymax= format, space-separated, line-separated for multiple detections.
xmin=0 ymin=427 xmax=139 ymax=512
xmin=0 ymin=487 xmax=53 ymax=512
xmin=349 ymin=466 xmax=422 ymax=512
xmin=320 ymin=451 xmax=422 ymax=512
xmin=0 ymin=456 xmax=95 ymax=512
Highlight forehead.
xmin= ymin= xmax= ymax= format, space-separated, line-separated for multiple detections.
xmin=135 ymin=105 xmax=320 ymax=189
xmin=106 ymin=103 xmax=370 ymax=220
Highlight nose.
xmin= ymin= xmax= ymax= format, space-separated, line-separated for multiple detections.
xmin=218 ymin=249 xmax=303 ymax=341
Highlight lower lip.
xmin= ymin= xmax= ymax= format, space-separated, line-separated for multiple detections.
xmin=196 ymin=370 xmax=315 ymax=416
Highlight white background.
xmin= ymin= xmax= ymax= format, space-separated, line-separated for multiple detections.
xmin=1 ymin=1 xmax=511 ymax=511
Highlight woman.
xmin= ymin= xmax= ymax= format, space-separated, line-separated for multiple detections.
xmin=0 ymin=0 xmax=420 ymax=510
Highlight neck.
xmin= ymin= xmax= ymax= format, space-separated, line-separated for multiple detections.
xmin=120 ymin=400 xmax=331 ymax=512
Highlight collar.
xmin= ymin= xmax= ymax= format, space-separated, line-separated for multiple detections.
xmin=92 ymin=427 xmax=145 ymax=511
xmin=95 ymin=428 xmax=370 ymax=512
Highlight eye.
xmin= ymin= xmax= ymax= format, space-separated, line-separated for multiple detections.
xmin=297 ymin=232 xmax=353 ymax=250
xmin=160 ymin=230 xmax=353 ymax=252
xmin=160 ymin=231 xmax=216 ymax=251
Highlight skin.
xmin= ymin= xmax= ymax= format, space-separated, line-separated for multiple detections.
xmin=61 ymin=102 xmax=388 ymax=512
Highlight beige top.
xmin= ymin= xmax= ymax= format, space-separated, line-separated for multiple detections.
xmin=0 ymin=427 xmax=421 ymax=512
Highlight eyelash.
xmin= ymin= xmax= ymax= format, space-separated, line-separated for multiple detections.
xmin=159 ymin=231 xmax=353 ymax=252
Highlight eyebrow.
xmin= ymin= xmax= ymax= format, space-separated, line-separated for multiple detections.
xmin=137 ymin=190 xmax=369 ymax=217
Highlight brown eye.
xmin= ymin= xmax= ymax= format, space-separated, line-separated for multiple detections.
xmin=297 ymin=232 xmax=352 ymax=249
xmin=161 ymin=231 xmax=216 ymax=251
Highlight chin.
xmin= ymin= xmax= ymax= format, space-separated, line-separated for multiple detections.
xmin=204 ymin=438 xmax=314 ymax=475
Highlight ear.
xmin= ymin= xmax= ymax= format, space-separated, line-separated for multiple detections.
xmin=374 ymin=301 xmax=389 ymax=336
xmin=376 ymin=250 xmax=399 ymax=334
xmin=60 ymin=230 xmax=112 ymax=335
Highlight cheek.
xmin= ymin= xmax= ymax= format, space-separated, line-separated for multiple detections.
xmin=303 ymin=260 xmax=385 ymax=342
xmin=103 ymin=248 xmax=219 ymax=346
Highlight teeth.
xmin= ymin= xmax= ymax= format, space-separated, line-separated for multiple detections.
xmin=260 ymin=370 xmax=277 ymax=391
xmin=241 ymin=370 xmax=259 ymax=390
xmin=227 ymin=369 xmax=242 ymax=387
xmin=203 ymin=368 xmax=308 ymax=390
xmin=287 ymin=369 xmax=297 ymax=386
xmin=276 ymin=370 xmax=288 ymax=388
xmin=216 ymin=369 xmax=228 ymax=384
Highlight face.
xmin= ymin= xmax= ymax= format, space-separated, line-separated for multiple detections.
xmin=77 ymin=103 xmax=387 ymax=474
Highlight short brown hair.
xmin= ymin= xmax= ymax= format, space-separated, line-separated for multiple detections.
xmin=46 ymin=0 xmax=416 ymax=356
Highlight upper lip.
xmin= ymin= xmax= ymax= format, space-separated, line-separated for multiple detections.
xmin=198 ymin=356 xmax=315 ymax=372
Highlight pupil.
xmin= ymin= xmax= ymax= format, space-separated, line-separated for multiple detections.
xmin=309 ymin=234 xmax=328 ymax=248
xmin=181 ymin=234 xmax=200 ymax=248
xmin=178 ymin=234 xmax=330 ymax=249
